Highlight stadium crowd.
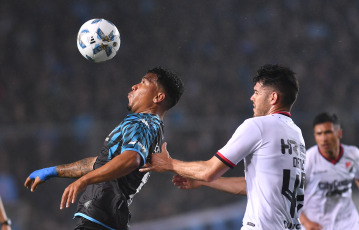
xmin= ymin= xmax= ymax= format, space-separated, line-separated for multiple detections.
xmin=1 ymin=0 xmax=359 ymax=229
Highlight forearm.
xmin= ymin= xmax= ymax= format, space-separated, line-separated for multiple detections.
xmin=170 ymin=157 xmax=229 ymax=182
xmin=299 ymin=212 xmax=311 ymax=226
xmin=140 ymin=144 xmax=230 ymax=182
xmin=57 ymin=157 xmax=97 ymax=178
xmin=78 ymin=151 xmax=140 ymax=185
xmin=201 ymin=177 xmax=247 ymax=195
xmin=355 ymin=179 xmax=359 ymax=189
xmin=0 ymin=197 xmax=8 ymax=223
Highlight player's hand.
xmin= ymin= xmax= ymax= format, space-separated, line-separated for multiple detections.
xmin=302 ymin=220 xmax=323 ymax=230
xmin=24 ymin=166 xmax=57 ymax=192
xmin=139 ymin=142 xmax=172 ymax=173
xmin=172 ymin=174 xmax=202 ymax=189
xmin=24 ymin=176 xmax=45 ymax=192
xmin=60 ymin=178 xmax=87 ymax=210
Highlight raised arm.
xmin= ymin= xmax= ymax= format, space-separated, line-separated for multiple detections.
xmin=24 ymin=157 xmax=97 ymax=192
xmin=173 ymin=175 xmax=247 ymax=195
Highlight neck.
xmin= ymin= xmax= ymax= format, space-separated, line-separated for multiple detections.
xmin=268 ymin=106 xmax=291 ymax=116
xmin=133 ymin=107 xmax=165 ymax=120
xmin=323 ymin=146 xmax=340 ymax=160
xmin=272 ymin=111 xmax=291 ymax=117
xmin=156 ymin=112 xmax=165 ymax=120
xmin=319 ymin=145 xmax=342 ymax=163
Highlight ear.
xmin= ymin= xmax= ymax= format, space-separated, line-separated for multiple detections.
xmin=338 ymin=129 xmax=343 ymax=139
xmin=153 ymin=92 xmax=166 ymax=104
xmin=269 ymin=91 xmax=279 ymax=105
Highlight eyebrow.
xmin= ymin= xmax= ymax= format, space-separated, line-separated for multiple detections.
xmin=315 ymin=129 xmax=332 ymax=134
xmin=141 ymin=76 xmax=151 ymax=83
xmin=143 ymin=76 xmax=158 ymax=84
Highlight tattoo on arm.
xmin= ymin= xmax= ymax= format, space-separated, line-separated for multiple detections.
xmin=57 ymin=157 xmax=97 ymax=178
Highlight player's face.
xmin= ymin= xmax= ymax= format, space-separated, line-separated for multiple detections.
xmin=127 ymin=73 xmax=160 ymax=113
xmin=250 ymin=82 xmax=272 ymax=117
xmin=314 ymin=122 xmax=342 ymax=156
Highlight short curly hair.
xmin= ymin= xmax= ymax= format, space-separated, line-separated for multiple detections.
xmin=147 ymin=67 xmax=184 ymax=110
xmin=253 ymin=64 xmax=299 ymax=108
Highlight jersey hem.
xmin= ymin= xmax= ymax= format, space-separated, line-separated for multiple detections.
xmin=74 ymin=213 xmax=116 ymax=230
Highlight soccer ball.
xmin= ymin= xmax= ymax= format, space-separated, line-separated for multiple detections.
xmin=77 ymin=18 xmax=121 ymax=63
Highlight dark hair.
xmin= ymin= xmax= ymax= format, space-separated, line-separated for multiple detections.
xmin=253 ymin=64 xmax=299 ymax=107
xmin=147 ymin=67 xmax=184 ymax=109
xmin=313 ymin=112 xmax=340 ymax=127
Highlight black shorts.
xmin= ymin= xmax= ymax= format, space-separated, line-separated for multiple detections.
xmin=74 ymin=217 xmax=112 ymax=230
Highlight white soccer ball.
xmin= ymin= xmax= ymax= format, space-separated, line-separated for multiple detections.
xmin=77 ymin=18 xmax=121 ymax=63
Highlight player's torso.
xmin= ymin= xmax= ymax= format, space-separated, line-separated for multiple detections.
xmin=243 ymin=114 xmax=305 ymax=230
xmin=97 ymin=113 xmax=163 ymax=198
xmin=76 ymin=113 xmax=164 ymax=228
xmin=303 ymin=144 xmax=359 ymax=226
xmin=306 ymin=145 xmax=356 ymax=198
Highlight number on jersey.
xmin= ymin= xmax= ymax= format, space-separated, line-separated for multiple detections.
xmin=281 ymin=169 xmax=305 ymax=218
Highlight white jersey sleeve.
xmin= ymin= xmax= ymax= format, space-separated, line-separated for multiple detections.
xmin=217 ymin=118 xmax=262 ymax=167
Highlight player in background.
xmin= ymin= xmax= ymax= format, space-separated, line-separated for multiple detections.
xmin=0 ymin=196 xmax=11 ymax=230
xmin=24 ymin=67 xmax=184 ymax=230
xmin=299 ymin=113 xmax=359 ymax=230
xmin=141 ymin=64 xmax=305 ymax=230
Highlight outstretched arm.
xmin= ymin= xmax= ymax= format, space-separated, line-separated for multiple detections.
xmin=140 ymin=142 xmax=230 ymax=182
xmin=24 ymin=157 xmax=97 ymax=192
xmin=60 ymin=150 xmax=141 ymax=209
xmin=173 ymin=175 xmax=247 ymax=195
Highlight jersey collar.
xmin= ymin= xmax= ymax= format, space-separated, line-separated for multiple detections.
xmin=318 ymin=144 xmax=343 ymax=165
xmin=271 ymin=111 xmax=291 ymax=117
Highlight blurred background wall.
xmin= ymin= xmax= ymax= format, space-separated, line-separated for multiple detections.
xmin=1 ymin=0 xmax=359 ymax=229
